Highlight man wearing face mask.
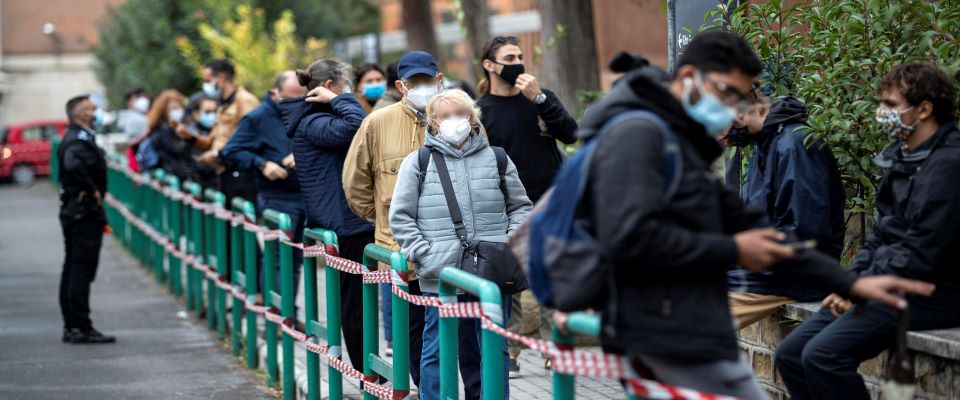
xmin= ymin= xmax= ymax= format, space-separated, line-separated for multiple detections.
xmin=775 ymin=62 xmax=960 ymax=400
xmin=222 ymin=71 xmax=307 ymax=303
xmin=724 ymin=95 xmax=846 ymax=328
xmin=579 ymin=31 xmax=936 ymax=399
xmin=342 ymin=50 xmax=443 ymax=387
xmin=177 ymin=59 xmax=260 ymax=204
xmin=476 ymin=35 xmax=579 ymax=374
xmin=58 ymin=95 xmax=115 ymax=344
xmin=116 ymin=87 xmax=150 ymax=141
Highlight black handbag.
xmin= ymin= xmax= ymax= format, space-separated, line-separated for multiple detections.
xmin=430 ymin=148 xmax=529 ymax=295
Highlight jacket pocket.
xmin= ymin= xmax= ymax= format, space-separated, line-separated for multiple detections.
xmin=377 ymin=156 xmax=405 ymax=208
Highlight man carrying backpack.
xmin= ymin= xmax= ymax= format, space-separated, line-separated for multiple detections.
xmin=565 ymin=31 xmax=934 ymax=398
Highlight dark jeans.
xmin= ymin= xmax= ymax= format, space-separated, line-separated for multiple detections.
xmin=775 ymin=298 xmax=960 ymax=400
xmin=257 ymin=194 xmax=306 ymax=298
xmin=334 ymin=232 xmax=371 ymax=372
xmin=59 ymin=208 xmax=105 ymax=331
xmin=221 ymin=169 xmax=258 ymax=210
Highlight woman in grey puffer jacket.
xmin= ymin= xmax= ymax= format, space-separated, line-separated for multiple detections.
xmin=390 ymin=89 xmax=531 ymax=400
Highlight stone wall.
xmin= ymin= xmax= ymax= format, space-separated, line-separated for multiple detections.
xmin=738 ymin=303 xmax=960 ymax=400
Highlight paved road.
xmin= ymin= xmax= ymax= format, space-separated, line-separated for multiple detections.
xmin=0 ymin=183 xmax=275 ymax=400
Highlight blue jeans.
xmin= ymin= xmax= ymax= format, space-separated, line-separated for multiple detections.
xmin=257 ymin=194 xmax=306 ymax=300
xmin=420 ymin=292 xmax=511 ymax=400
xmin=381 ymin=283 xmax=393 ymax=342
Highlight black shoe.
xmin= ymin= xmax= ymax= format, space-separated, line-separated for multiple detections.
xmin=69 ymin=328 xmax=116 ymax=344
xmin=62 ymin=328 xmax=80 ymax=343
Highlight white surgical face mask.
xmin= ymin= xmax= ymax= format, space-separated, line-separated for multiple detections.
xmin=168 ymin=108 xmax=184 ymax=123
xmin=132 ymin=97 xmax=150 ymax=113
xmin=438 ymin=117 xmax=472 ymax=146
xmin=404 ymin=83 xmax=440 ymax=110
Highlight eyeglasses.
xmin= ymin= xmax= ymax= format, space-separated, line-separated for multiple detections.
xmin=705 ymin=78 xmax=752 ymax=112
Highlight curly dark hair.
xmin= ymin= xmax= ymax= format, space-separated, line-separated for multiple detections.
xmin=877 ymin=62 xmax=957 ymax=125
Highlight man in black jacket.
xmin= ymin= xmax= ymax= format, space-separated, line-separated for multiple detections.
xmin=581 ymin=31 xmax=933 ymax=399
xmin=476 ymin=35 xmax=579 ymax=374
xmin=58 ymin=95 xmax=116 ymax=344
xmin=726 ymin=96 xmax=846 ymax=328
xmin=775 ymin=62 xmax=960 ymax=400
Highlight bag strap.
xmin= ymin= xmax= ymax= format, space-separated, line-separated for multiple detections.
xmin=593 ymin=109 xmax=683 ymax=200
xmin=430 ymin=148 xmax=470 ymax=249
xmin=417 ymin=147 xmax=431 ymax=192
xmin=491 ymin=146 xmax=509 ymax=201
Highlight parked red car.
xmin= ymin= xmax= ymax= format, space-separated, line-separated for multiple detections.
xmin=0 ymin=120 xmax=68 ymax=186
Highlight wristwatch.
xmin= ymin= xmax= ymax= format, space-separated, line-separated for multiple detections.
xmin=533 ymin=92 xmax=547 ymax=105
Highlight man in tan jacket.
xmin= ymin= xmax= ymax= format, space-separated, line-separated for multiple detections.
xmin=177 ymin=59 xmax=260 ymax=202
xmin=342 ymin=51 xmax=443 ymax=387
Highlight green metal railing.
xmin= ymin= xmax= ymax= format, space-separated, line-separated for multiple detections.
xmin=100 ymin=161 xmax=645 ymax=400
xmin=437 ymin=268 xmax=506 ymax=400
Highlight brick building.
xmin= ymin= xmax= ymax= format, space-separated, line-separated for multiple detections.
xmin=0 ymin=0 xmax=121 ymax=126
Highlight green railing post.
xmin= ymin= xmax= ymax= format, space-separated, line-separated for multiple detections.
xmin=388 ymin=252 xmax=410 ymax=398
xmin=184 ymin=182 xmax=204 ymax=314
xmin=50 ymin=136 xmax=60 ymax=185
xmin=165 ymin=175 xmax=182 ymax=297
xmin=231 ymin=197 xmax=256 ymax=358
xmin=438 ymin=268 xmax=505 ymax=400
xmin=152 ymin=170 xmax=167 ymax=283
xmin=361 ymin=244 xmax=412 ymax=400
xmin=204 ymin=189 xmax=225 ymax=331
xmin=243 ymin=205 xmax=259 ymax=370
xmin=304 ymin=228 xmax=342 ymax=400
xmin=438 ymin=278 xmax=460 ymax=400
xmin=264 ymin=209 xmax=294 ymax=399
xmin=360 ymin=244 xmax=384 ymax=400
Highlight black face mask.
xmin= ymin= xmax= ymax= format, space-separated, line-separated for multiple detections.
xmin=725 ymin=126 xmax=756 ymax=147
xmin=496 ymin=63 xmax=525 ymax=86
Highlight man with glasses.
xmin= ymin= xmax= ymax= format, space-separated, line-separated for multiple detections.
xmin=579 ymin=31 xmax=934 ymax=399
xmin=476 ymin=35 xmax=579 ymax=375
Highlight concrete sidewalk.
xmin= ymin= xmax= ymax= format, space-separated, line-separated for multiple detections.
xmin=0 ymin=184 xmax=275 ymax=400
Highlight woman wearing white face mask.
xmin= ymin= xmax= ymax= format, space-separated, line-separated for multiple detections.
xmin=390 ymin=89 xmax=532 ymax=400
xmin=145 ymin=89 xmax=197 ymax=181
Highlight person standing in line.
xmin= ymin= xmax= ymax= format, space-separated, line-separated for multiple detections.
xmin=342 ymin=51 xmax=444 ymax=388
xmin=476 ymin=35 xmax=579 ymax=374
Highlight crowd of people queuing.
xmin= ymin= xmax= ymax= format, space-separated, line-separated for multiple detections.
xmin=58 ymin=30 xmax=960 ymax=400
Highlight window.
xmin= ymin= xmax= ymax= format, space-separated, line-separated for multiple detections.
xmin=20 ymin=125 xmax=57 ymax=142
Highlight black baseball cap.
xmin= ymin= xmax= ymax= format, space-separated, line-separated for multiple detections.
xmin=397 ymin=51 xmax=439 ymax=80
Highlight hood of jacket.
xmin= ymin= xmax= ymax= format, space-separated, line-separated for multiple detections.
xmin=755 ymin=96 xmax=807 ymax=148
xmin=278 ymin=96 xmax=334 ymax=139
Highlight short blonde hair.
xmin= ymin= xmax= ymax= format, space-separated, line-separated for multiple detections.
xmin=426 ymin=89 xmax=482 ymax=131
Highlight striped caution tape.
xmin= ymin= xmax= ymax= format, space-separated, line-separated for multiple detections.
xmin=107 ymin=181 xmax=740 ymax=400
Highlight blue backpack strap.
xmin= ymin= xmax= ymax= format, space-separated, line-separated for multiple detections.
xmin=593 ymin=110 xmax=683 ymax=199
xmin=417 ymin=146 xmax=431 ymax=192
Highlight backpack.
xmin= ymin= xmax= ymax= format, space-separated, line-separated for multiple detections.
xmin=418 ymin=145 xmax=509 ymax=198
xmin=136 ymin=136 xmax=159 ymax=171
xmin=517 ymin=110 xmax=683 ymax=311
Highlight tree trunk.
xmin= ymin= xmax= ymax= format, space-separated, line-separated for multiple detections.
xmin=540 ymin=0 xmax=600 ymax=114
xmin=402 ymin=0 xmax=439 ymax=59
xmin=460 ymin=0 xmax=490 ymax=83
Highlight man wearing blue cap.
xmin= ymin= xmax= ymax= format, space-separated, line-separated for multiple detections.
xmin=343 ymin=50 xmax=444 ymax=393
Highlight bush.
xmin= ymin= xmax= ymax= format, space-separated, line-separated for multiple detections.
xmin=709 ymin=0 xmax=960 ymax=255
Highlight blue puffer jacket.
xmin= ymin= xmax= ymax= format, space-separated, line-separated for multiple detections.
xmin=278 ymin=94 xmax=373 ymax=237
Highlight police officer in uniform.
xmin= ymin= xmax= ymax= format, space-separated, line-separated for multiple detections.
xmin=58 ymin=95 xmax=116 ymax=344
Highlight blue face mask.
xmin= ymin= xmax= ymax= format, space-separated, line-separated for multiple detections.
xmin=198 ymin=111 xmax=217 ymax=129
xmin=202 ymin=81 xmax=221 ymax=99
xmin=362 ymin=82 xmax=387 ymax=101
xmin=681 ymin=72 xmax=737 ymax=137
xmin=92 ymin=109 xmax=104 ymax=130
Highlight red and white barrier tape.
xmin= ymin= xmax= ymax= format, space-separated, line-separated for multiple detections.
xmin=107 ymin=183 xmax=736 ymax=400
